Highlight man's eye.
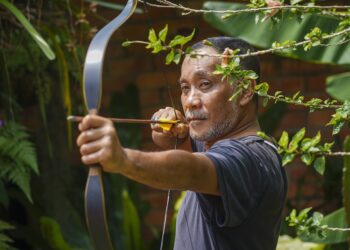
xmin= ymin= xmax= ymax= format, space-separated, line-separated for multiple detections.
xmin=200 ymin=81 xmax=212 ymax=89
xmin=180 ymin=84 xmax=190 ymax=92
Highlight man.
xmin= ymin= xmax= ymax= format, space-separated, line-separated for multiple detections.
xmin=77 ymin=37 xmax=288 ymax=250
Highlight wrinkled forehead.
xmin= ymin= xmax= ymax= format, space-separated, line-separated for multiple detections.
xmin=181 ymin=46 xmax=221 ymax=72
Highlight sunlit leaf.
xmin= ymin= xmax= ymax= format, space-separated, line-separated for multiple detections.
xmin=313 ymin=156 xmax=326 ymax=175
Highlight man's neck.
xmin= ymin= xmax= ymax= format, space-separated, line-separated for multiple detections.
xmin=204 ymin=112 xmax=261 ymax=150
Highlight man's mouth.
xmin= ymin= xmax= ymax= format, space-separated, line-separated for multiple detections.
xmin=186 ymin=117 xmax=207 ymax=122
xmin=185 ymin=110 xmax=208 ymax=123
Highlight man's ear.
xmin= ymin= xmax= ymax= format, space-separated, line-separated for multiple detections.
xmin=239 ymin=80 xmax=256 ymax=106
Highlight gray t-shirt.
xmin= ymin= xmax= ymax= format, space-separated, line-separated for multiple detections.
xmin=174 ymin=136 xmax=288 ymax=250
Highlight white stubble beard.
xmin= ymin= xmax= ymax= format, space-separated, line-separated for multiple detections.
xmin=190 ymin=101 xmax=240 ymax=142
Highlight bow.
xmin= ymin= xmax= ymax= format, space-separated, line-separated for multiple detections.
xmin=82 ymin=1 xmax=138 ymax=249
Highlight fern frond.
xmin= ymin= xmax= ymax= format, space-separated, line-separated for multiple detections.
xmin=0 ymin=220 xmax=15 ymax=231
xmin=0 ymin=220 xmax=16 ymax=250
xmin=8 ymin=166 xmax=32 ymax=203
xmin=0 ymin=121 xmax=39 ymax=202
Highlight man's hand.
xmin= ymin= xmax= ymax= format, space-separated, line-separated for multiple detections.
xmin=151 ymin=107 xmax=190 ymax=150
xmin=151 ymin=106 xmax=188 ymax=138
xmin=76 ymin=114 xmax=126 ymax=173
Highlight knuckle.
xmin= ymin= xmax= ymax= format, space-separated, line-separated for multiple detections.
xmin=105 ymin=125 xmax=115 ymax=136
xmin=80 ymin=145 xmax=86 ymax=155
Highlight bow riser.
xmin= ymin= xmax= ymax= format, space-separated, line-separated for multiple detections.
xmin=83 ymin=1 xmax=138 ymax=249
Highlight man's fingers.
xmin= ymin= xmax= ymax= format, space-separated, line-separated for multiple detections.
xmin=80 ymin=136 xmax=106 ymax=156
xmin=78 ymin=114 xmax=111 ymax=131
xmin=76 ymin=126 xmax=107 ymax=146
xmin=81 ymin=149 xmax=103 ymax=165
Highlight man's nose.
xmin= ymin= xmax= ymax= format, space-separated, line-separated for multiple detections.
xmin=186 ymin=88 xmax=202 ymax=109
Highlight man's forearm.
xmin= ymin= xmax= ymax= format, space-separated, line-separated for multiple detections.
xmin=120 ymin=148 xmax=219 ymax=195
xmin=152 ymin=131 xmax=192 ymax=151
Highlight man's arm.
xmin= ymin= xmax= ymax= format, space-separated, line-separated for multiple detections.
xmin=122 ymin=149 xmax=219 ymax=195
xmin=77 ymin=114 xmax=219 ymax=195
xmin=152 ymin=130 xmax=192 ymax=151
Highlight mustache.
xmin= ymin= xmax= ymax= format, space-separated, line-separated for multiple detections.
xmin=185 ymin=110 xmax=208 ymax=120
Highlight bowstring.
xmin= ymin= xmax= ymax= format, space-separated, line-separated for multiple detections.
xmin=140 ymin=1 xmax=177 ymax=249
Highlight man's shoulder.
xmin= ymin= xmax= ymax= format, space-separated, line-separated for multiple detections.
xmin=192 ymin=135 xmax=276 ymax=151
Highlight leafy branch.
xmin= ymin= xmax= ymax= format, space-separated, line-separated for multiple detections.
xmin=124 ymin=24 xmax=350 ymax=66
xmin=123 ymin=25 xmax=195 ymax=65
xmin=255 ymin=82 xmax=340 ymax=110
xmin=259 ymin=127 xmax=350 ymax=175
xmin=286 ymin=208 xmax=350 ymax=240
xmin=139 ymin=0 xmax=350 ymax=18
xmin=214 ymin=59 xmax=350 ymax=136
xmin=125 ymin=25 xmax=350 ymax=136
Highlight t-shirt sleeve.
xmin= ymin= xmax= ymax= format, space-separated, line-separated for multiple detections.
xmin=203 ymin=140 xmax=266 ymax=227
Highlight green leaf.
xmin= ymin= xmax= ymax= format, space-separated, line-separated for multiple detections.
xmin=301 ymin=153 xmax=314 ymax=166
xmin=278 ymin=131 xmax=289 ymax=149
xmin=256 ymin=131 xmax=269 ymax=140
xmin=152 ymin=41 xmax=163 ymax=54
xmin=0 ymin=0 xmax=55 ymax=60
xmin=301 ymin=207 xmax=349 ymax=244
xmin=282 ymin=153 xmax=296 ymax=166
xmin=169 ymin=29 xmax=196 ymax=48
xmin=148 ymin=28 xmax=157 ymax=43
xmin=313 ymin=156 xmax=326 ymax=175
xmin=173 ymin=51 xmax=182 ymax=64
xmin=0 ymin=221 xmax=15 ymax=231
xmin=229 ymin=88 xmax=243 ymax=101
xmin=297 ymin=207 xmax=312 ymax=221
xmin=122 ymin=189 xmax=142 ymax=250
xmin=288 ymin=127 xmax=306 ymax=153
xmin=166 ymin=49 xmax=175 ymax=65
xmin=40 ymin=217 xmax=73 ymax=250
xmin=203 ymin=2 xmax=350 ymax=65
xmin=301 ymin=131 xmax=321 ymax=152
xmin=326 ymin=72 xmax=350 ymax=102
xmin=159 ymin=25 xmax=168 ymax=42
xmin=0 ymin=122 xmax=39 ymax=202
xmin=203 ymin=39 xmax=214 ymax=47
xmin=255 ymin=82 xmax=269 ymax=95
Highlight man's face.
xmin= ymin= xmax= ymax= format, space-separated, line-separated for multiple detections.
xmin=179 ymin=46 xmax=241 ymax=142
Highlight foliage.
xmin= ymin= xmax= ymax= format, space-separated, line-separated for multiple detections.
xmin=289 ymin=207 xmax=350 ymax=244
xmin=275 ymin=128 xmax=334 ymax=174
xmin=40 ymin=217 xmax=73 ymax=250
xmin=0 ymin=121 xmax=38 ymax=203
xmin=287 ymin=208 xmax=328 ymax=238
xmin=123 ymin=25 xmax=195 ymax=65
xmin=0 ymin=220 xmax=16 ymax=250
xmin=343 ymin=136 xmax=350 ymax=245
xmin=122 ymin=190 xmax=143 ymax=250
xmin=0 ymin=0 xmax=55 ymax=60
xmin=327 ymin=73 xmax=350 ymax=102
xmin=327 ymin=101 xmax=350 ymax=135
xmin=202 ymin=1 xmax=350 ymax=65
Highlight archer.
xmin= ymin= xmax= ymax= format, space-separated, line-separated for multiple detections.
xmin=77 ymin=37 xmax=288 ymax=250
